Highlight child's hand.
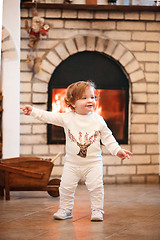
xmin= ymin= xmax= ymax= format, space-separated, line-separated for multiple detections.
xmin=117 ymin=149 xmax=132 ymax=160
xmin=20 ymin=105 xmax=33 ymax=115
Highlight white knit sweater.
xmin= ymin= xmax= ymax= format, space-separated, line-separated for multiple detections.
xmin=31 ymin=108 xmax=121 ymax=165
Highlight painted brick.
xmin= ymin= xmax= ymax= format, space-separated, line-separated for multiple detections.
xmin=20 ymin=50 xmax=31 ymax=61
xmin=65 ymin=20 xmax=90 ymax=29
xmin=147 ymin=144 xmax=159 ymax=154
xmin=20 ymin=125 xmax=32 ymax=134
xmin=105 ymin=31 xmax=131 ymax=41
xmin=94 ymin=11 xmax=108 ymax=19
xmin=146 ymin=104 xmax=158 ymax=113
xmin=46 ymin=51 xmax=61 ymax=66
xmin=119 ymin=51 xmax=134 ymax=67
xmin=62 ymin=10 xmax=77 ymax=18
xmin=112 ymin=43 xmax=126 ymax=60
xmin=132 ymin=114 xmax=158 ymax=124
xmin=46 ymin=9 xmax=61 ymax=18
xmin=32 ymin=93 xmax=47 ymax=103
xmin=132 ymin=104 xmax=145 ymax=113
xmin=20 ymin=114 xmax=38 ymax=124
xmin=137 ymin=165 xmax=159 ymax=175
xmin=131 ymin=176 xmax=145 ymax=184
xmin=104 ymin=39 xmax=117 ymax=55
xmin=147 ymin=175 xmax=160 ymax=184
xmin=86 ymin=36 xmax=96 ymax=51
xmin=49 ymin=145 xmax=65 ymax=155
xmin=21 ymin=9 xmax=29 ymax=18
xmin=95 ymin=37 xmax=106 ymax=52
xmin=156 ymin=12 xmax=160 ymax=20
xmin=32 ymin=124 xmax=46 ymax=134
xmin=78 ymin=10 xmax=93 ymax=19
xmin=131 ymin=124 xmax=145 ymax=133
xmin=55 ymin=43 xmax=70 ymax=60
xmin=125 ymin=60 xmax=139 ymax=74
xmin=124 ymin=12 xmax=139 ymax=20
xmin=34 ymin=71 xmax=51 ymax=83
xmin=20 ymin=145 xmax=32 ymax=155
xmin=140 ymin=12 xmax=155 ymax=21
xmin=146 ymin=124 xmax=158 ymax=133
xmin=132 ymin=144 xmax=146 ymax=154
xmin=75 ymin=35 xmax=86 ymax=52
xmin=109 ymin=12 xmax=124 ymax=20
xmin=132 ymin=93 xmax=147 ymax=103
xmin=20 ymin=135 xmax=46 ymax=145
xmin=147 ymin=84 xmax=159 ymax=93
xmin=132 ymin=32 xmax=159 ymax=42
xmin=117 ymin=21 xmax=145 ymax=31
xmin=33 ymin=145 xmax=49 ymax=155
xmin=151 ymin=155 xmax=159 ymax=164
xmin=20 ymin=83 xmax=31 ymax=92
xmin=108 ymin=166 xmax=136 ymax=175
xmin=103 ymin=176 xmax=116 ymax=184
xmin=145 ymin=73 xmax=159 ymax=83
xmin=33 ymin=82 xmax=48 ymax=93
xmin=116 ymin=176 xmax=130 ymax=184
xmin=21 ymin=61 xmax=30 ymax=72
xmin=20 ymin=72 xmax=32 ymax=82
xmin=123 ymin=155 xmax=150 ymax=165
xmin=91 ymin=21 xmax=115 ymax=30
xmin=131 ymin=134 xmax=158 ymax=144
xmin=103 ymin=155 xmax=121 ymax=165
xmin=47 ymin=20 xmax=63 ymax=29
xmin=145 ymin=62 xmax=159 ymax=72
xmin=65 ymin=38 xmax=78 ymax=55
xmin=132 ymin=83 xmax=147 ymax=93
xmin=41 ymin=60 xmax=55 ymax=74
xmin=49 ymin=29 xmax=78 ymax=39
xmin=147 ymin=94 xmax=159 ymax=103
xmin=20 ymin=93 xmax=31 ymax=103
xmin=123 ymin=41 xmax=145 ymax=52
xmin=130 ymin=70 xmax=144 ymax=83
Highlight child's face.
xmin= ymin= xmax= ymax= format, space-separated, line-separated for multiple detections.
xmin=72 ymin=87 xmax=96 ymax=115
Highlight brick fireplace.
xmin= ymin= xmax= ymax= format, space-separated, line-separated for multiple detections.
xmin=20 ymin=3 xmax=160 ymax=184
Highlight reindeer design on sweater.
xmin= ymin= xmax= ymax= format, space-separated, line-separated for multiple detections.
xmin=68 ymin=129 xmax=98 ymax=158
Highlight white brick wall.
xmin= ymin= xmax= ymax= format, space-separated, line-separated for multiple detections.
xmin=20 ymin=7 xmax=160 ymax=183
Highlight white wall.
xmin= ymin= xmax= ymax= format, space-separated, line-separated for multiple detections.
xmin=2 ymin=0 xmax=20 ymax=158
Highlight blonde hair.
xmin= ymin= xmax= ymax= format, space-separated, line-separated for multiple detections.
xmin=64 ymin=81 xmax=96 ymax=110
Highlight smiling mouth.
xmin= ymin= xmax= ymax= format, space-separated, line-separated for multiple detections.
xmin=86 ymin=105 xmax=93 ymax=107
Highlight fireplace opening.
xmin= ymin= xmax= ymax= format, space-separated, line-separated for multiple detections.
xmin=47 ymin=51 xmax=129 ymax=144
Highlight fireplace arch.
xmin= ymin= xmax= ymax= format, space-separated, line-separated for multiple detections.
xmin=47 ymin=50 xmax=129 ymax=144
xmin=32 ymin=35 xmax=145 ymax=145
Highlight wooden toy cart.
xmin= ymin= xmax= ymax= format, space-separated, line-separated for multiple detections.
xmin=0 ymin=153 xmax=61 ymax=200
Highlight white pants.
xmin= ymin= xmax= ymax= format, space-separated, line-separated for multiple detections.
xmin=59 ymin=162 xmax=104 ymax=212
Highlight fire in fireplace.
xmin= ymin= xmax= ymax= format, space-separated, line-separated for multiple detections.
xmin=47 ymin=51 xmax=129 ymax=145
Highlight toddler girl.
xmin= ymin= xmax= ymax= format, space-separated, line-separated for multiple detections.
xmin=21 ymin=81 xmax=132 ymax=221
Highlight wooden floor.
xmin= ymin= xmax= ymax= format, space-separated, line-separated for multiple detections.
xmin=0 ymin=184 xmax=160 ymax=240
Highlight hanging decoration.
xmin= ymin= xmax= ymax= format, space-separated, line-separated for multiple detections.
xmin=25 ymin=3 xmax=50 ymax=74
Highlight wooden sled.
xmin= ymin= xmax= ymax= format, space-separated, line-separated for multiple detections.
xmin=0 ymin=153 xmax=61 ymax=200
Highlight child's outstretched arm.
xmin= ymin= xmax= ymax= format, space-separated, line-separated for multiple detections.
xmin=117 ymin=149 xmax=132 ymax=160
xmin=20 ymin=105 xmax=33 ymax=115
